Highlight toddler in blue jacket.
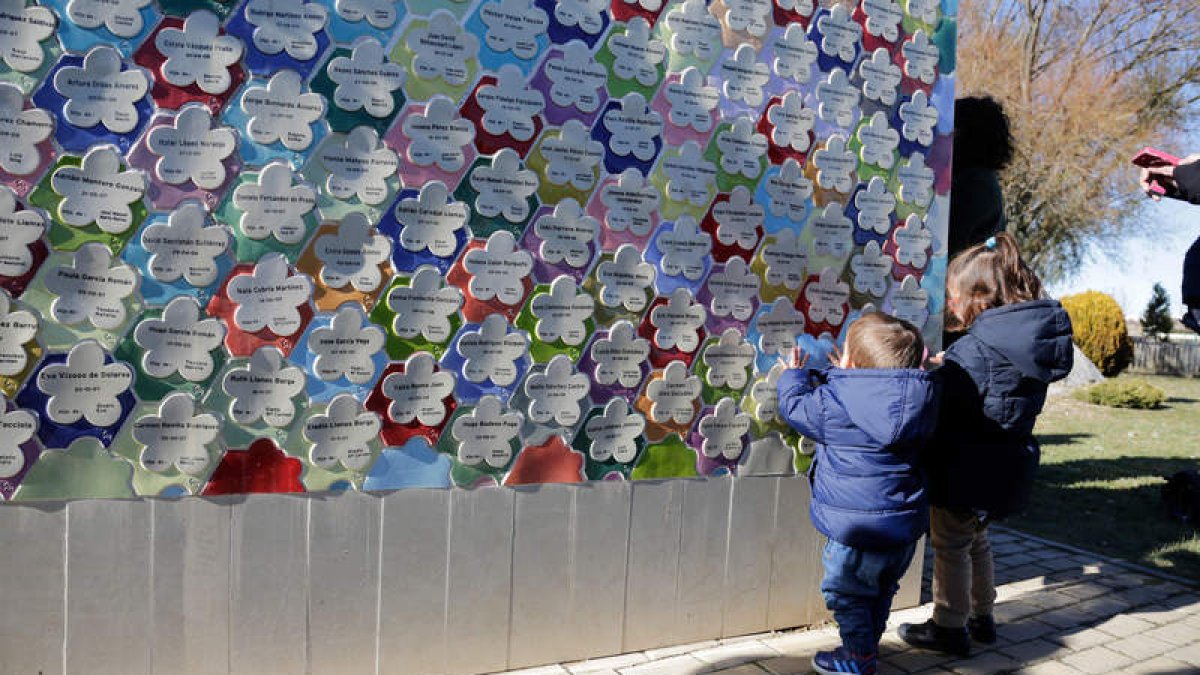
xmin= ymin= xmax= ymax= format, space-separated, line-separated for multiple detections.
xmin=777 ymin=312 xmax=939 ymax=675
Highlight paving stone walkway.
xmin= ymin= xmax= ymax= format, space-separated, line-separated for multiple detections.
xmin=499 ymin=527 xmax=1200 ymax=675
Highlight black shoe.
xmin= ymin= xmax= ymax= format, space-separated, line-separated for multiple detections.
xmin=898 ymin=619 xmax=971 ymax=658
xmin=968 ymin=615 xmax=997 ymax=644
xmin=1183 ymin=308 xmax=1200 ymax=335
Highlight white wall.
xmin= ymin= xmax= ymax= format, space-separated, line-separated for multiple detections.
xmin=0 ymin=476 xmax=924 ymax=674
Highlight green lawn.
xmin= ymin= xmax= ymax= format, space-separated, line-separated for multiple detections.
xmin=1010 ymin=375 xmax=1200 ymax=582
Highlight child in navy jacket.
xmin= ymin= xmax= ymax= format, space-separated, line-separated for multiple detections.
xmin=899 ymin=233 xmax=1072 ymax=657
xmin=777 ymin=312 xmax=939 ymax=675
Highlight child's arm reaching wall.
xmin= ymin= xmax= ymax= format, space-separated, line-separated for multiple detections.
xmin=776 ymin=367 xmax=829 ymax=444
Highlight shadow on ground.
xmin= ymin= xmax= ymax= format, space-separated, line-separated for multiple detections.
xmin=1010 ymin=451 xmax=1200 ymax=582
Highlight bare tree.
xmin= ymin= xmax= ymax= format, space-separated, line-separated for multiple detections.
xmin=958 ymin=0 xmax=1200 ymax=283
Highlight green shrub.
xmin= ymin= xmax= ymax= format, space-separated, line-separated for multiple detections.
xmin=1073 ymin=379 xmax=1166 ymax=409
xmin=1061 ymin=291 xmax=1134 ymax=376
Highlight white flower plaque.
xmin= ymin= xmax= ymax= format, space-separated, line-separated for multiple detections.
xmin=524 ymin=353 xmax=589 ymax=426
xmin=393 ymin=181 xmax=468 ymax=257
xmin=54 ymin=46 xmax=149 ymax=134
xmin=155 ymin=11 xmax=243 ymax=95
xmin=854 ymin=176 xmax=896 ymax=234
xmin=530 ymin=276 xmax=594 ymax=346
xmin=402 ymin=96 xmax=475 ymax=171
xmin=812 ymin=134 xmax=856 ymax=193
xmin=309 ymin=305 xmax=384 ymax=383
xmin=586 ymin=399 xmax=644 ymax=463
xmin=382 ymin=351 xmax=455 ymax=425
xmin=664 ymin=67 xmax=719 ymax=133
xmin=0 ymin=187 xmax=44 ymax=278
xmin=232 ymin=162 xmax=317 ymax=245
xmin=407 ymin=11 xmax=479 ymax=85
xmin=245 ymin=0 xmax=328 ymax=61
xmin=664 ymin=0 xmax=721 ymax=61
xmin=452 ymin=395 xmax=522 ymax=468
xmin=608 ymin=17 xmax=665 ymax=87
xmin=600 ymin=169 xmax=659 ymax=236
xmin=0 ymin=290 xmax=37 ymax=377
xmin=141 ymin=202 xmax=229 ymax=286
xmin=242 ymin=70 xmax=326 ymax=151
xmin=850 ymin=240 xmax=892 ymax=297
xmin=133 ymin=295 xmax=226 ymax=382
xmin=478 ymin=65 xmax=545 ymax=142
xmin=716 ymin=116 xmax=768 ymax=179
xmin=713 ymin=186 xmax=764 ymax=250
xmin=0 ymin=83 xmax=52 ymax=176
xmin=480 ymin=0 xmax=548 ymax=60
xmin=719 ymin=44 xmax=770 ymax=107
xmin=327 ymin=38 xmax=405 ymax=118
xmin=761 ymin=229 xmax=808 ymax=290
xmin=470 ymin=148 xmax=540 ymax=221
xmin=540 ymin=119 xmax=604 ymax=190
xmin=805 ymin=267 xmax=850 ymax=325
xmin=133 ymin=393 xmax=220 ymax=475
xmin=544 ymin=40 xmax=608 ymax=113
xmin=0 ymin=402 xmax=36 ymax=479
xmin=756 ymin=300 xmax=805 ymax=356
xmin=656 ymin=215 xmax=711 ymax=280
xmin=146 ymin=106 xmax=237 ymax=189
xmin=0 ymin=0 xmax=55 ymax=73
xmin=222 ymin=347 xmax=305 ymax=427
xmin=649 ymin=287 xmax=706 ymax=352
xmin=385 ymin=266 xmax=464 ymax=342
xmin=37 ymin=340 xmax=133 ymax=426
xmin=595 ymin=244 xmax=655 ymax=312
xmin=304 ymin=394 xmax=380 ymax=471
xmin=226 ymin=253 xmax=313 ymax=336
xmin=51 ymin=145 xmax=146 ymax=235
xmin=702 ymin=328 xmax=755 ymax=389
xmin=590 ymin=320 xmax=649 ymax=388
xmin=534 ymin=199 xmax=599 ymax=268
xmin=707 ymin=257 xmax=759 ymax=320
xmin=698 ymin=397 xmax=751 ymax=460
xmin=662 ymin=141 xmax=717 ymax=206
xmin=314 ymin=126 xmax=399 ymax=205
xmin=644 ymin=360 xmax=700 ymax=424
xmin=45 ymin=243 xmax=139 ymax=330
xmin=765 ymin=158 xmax=813 ymax=221
xmin=314 ymin=212 xmax=392 ymax=292
xmin=458 ymin=313 xmax=528 ymax=386
xmin=462 ymin=231 xmax=533 ymax=304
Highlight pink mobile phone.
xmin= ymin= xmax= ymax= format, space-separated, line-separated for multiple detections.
xmin=1132 ymin=147 xmax=1180 ymax=168
xmin=1132 ymin=148 xmax=1181 ymax=195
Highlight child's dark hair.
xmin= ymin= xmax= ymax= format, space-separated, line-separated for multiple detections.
xmin=844 ymin=312 xmax=925 ymax=369
xmin=954 ymin=96 xmax=1014 ymax=171
xmin=947 ymin=232 xmax=1043 ymax=328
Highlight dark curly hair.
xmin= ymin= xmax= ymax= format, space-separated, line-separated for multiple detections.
xmin=953 ymin=96 xmax=1014 ymax=171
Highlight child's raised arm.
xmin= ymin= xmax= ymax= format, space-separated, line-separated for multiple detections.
xmin=775 ymin=365 xmax=829 ymax=444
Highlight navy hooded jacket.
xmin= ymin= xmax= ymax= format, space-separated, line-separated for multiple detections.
xmin=777 ymin=367 xmax=939 ymax=551
xmin=926 ymin=300 xmax=1073 ymax=518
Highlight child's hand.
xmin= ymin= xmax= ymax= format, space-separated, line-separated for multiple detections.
xmin=927 ymin=351 xmax=945 ymax=367
xmin=828 ymin=344 xmax=843 ymax=369
xmin=779 ymin=346 xmax=808 ymax=370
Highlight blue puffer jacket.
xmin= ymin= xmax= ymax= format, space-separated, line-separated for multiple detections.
xmin=926 ymin=300 xmax=1073 ymax=518
xmin=777 ymin=367 xmax=939 ymax=550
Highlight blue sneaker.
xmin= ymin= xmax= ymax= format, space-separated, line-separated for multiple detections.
xmin=812 ymin=647 xmax=877 ymax=675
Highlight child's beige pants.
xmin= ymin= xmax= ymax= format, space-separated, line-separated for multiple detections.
xmin=930 ymin=506 xmax=997 ymax=628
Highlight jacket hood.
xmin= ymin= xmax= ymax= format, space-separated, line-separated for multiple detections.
xmin=825 ymin=369 xmax=938 ymax=448
xmin=969 ymin=300 xmax=1074 ymax=383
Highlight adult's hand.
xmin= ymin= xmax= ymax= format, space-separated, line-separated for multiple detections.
xmin=1141 ymin=154 xmax=1200 ymax=201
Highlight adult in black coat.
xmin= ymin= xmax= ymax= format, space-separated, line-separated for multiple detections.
xmin=947 ymin=97 xmax=1014 ymax=258
xmin=1139 ymin=155 xmax=1200 ymax=333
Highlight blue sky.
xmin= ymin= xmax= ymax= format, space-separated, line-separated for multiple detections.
xmin=1050 ymin=196 xmax=1200 ymax=318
